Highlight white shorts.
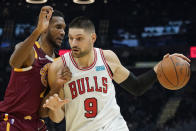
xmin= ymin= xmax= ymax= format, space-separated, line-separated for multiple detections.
xmin=96 ymin=115 xmax=129 ymax=131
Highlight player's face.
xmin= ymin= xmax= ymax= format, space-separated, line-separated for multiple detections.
xmin=68 ymin=28 xmax=96 ymax=58
xmin=47 ymin=16 xmax=66 ymax=48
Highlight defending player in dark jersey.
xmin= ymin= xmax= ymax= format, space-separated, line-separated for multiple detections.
xmin=0 ymin=6 xmax=71 ymax=131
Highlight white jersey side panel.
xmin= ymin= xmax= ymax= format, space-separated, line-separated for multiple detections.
xmin=61 ymin=48 xmax=127 ymax=131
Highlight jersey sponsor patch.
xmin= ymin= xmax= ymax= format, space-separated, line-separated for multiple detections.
xmin=95 ymin=65 xmax=105 ymax=71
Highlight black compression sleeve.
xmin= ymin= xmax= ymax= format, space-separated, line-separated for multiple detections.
xmin=119 ymin=69 xmax=157 ymax=96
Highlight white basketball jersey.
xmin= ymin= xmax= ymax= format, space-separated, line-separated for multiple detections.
xmin=61 ymin=48 xmax=128 ymax=131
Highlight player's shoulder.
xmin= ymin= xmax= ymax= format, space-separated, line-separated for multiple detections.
xmin=50 ymin=57 xmax=63 ymax=70
xmin=101 ymin=49 xmax=119 ymax=63
xmin=102 ymin=49 xmax=114 ymax=54
xmin=54 ymin=57 xmax=61 ymax=62
xmin=102 ymin=49 xmax=116 ymax=58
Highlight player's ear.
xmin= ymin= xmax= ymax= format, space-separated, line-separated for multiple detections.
xmin=43 ymin=28 xmax=48 ymax=34
xmin=91 ymin=33 xmax=96 ymax=43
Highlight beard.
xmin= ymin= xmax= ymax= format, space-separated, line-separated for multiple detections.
xmin=47 ymin=32 xmax=61 ymax=49
xmin=71 ymin=48 xmax=90 ymax=58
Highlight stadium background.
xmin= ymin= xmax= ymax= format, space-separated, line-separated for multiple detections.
xmin=0 ymin=0 xmax=196 ymax=130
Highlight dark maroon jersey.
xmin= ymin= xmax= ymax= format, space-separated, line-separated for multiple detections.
xmin=0 ymin=42 xmax=52 ymax=119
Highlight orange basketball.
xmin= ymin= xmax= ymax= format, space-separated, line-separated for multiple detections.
xmin=157 ymin=55 xmax=191 ymax=90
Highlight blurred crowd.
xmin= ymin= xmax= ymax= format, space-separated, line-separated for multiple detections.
xmin=0 ymin=0 xmax=196 ymax=130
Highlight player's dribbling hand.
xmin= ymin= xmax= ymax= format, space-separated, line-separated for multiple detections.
xmin=162 ymin=53 xmax=191 ymax=66
xmin=154 ymin=53 xmax=191 ymax=73
xmin=169 ymin=53 xmax=191 ymax=64
xmin=43 ymin=94 xmax=69 ymax=111
xmin=56 ymin=65 xmax=72 ymax=86
xmin=37 ymin=6 xmax=53 ymax=33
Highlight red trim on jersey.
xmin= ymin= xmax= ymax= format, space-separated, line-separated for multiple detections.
xmin=59 ymin=49 xmax=71 ymax=56
xmin=69 ymin=48 xmax=97 ymax=71
xmin=61 ymin=55 xmax=67 ymax=66
xmin=100 ymin=49 xmax=113 ymax=79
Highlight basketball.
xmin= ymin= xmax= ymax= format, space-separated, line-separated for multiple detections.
xmin=157 ymin=55 xmax=191 ymax=90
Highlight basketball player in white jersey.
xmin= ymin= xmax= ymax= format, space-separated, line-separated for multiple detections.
xmin=43 ymin=16 xmax=191 ymax=131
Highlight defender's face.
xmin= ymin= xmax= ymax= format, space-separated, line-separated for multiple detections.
xmin=68 ymin=28 xmax=95 ymax=58
xmin=47 ymin=16 xmax=66 ymax=48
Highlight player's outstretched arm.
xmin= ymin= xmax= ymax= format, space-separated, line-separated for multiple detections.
xmin=9 ymin=6 xmax=53 ymax=68
xmin=104 ymin=50 xmax=191 ymax=96
xmin=103 ymin=50 xmax=157 ymax=96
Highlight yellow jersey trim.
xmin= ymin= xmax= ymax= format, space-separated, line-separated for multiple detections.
xmin=35 ymin=41 xmax=41 ymax=48
xmin=6 ymin=122 xmax=10 ymax=131
xmin=40 ymin=88 xmax=47 ymax=98
xmin=4 ymin=114 xmax=8 ymax=121
xmin=24 ymin=116 xmax=32 ymax=120
xmin=14 ymin=66 xmax=32 ymax=72
xmin=34 ymin=41 xmax=41 ymax=59
xmin=34 ymin=48 xmax=38 ymax=59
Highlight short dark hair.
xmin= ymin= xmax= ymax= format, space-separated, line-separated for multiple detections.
xmin=52 ymin=10 xmax=64 ymax=19
xmin=69 ymin=16 xmax=95 ymax=33
xmin=35 ymin=9 xmax=64 ymax=25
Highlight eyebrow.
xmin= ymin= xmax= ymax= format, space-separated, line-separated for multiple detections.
xmin=55 ymin=23 xmax=66 ymax=26
xmin=68 ymin=34 xmax=83 ymax=37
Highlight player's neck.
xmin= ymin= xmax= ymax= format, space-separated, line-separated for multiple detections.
xmin=39 ymin=39 xmax=55 ymax=58
xmin=74 ymin=49 xmax=95 ymax=68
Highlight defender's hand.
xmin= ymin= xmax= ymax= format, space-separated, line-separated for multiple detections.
xmin=43 ymin=94 xmax=69 ymax=111
xmin=56 ymin=65 xmax=72 ymax=86
xmin=37 ymin=6 xmax=53 ymax=33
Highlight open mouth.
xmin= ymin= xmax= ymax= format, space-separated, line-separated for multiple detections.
xmin=72 ymin=48 xmax=80 ymax=52
xmin=57 ymin=38 xmax=63 ymax=43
